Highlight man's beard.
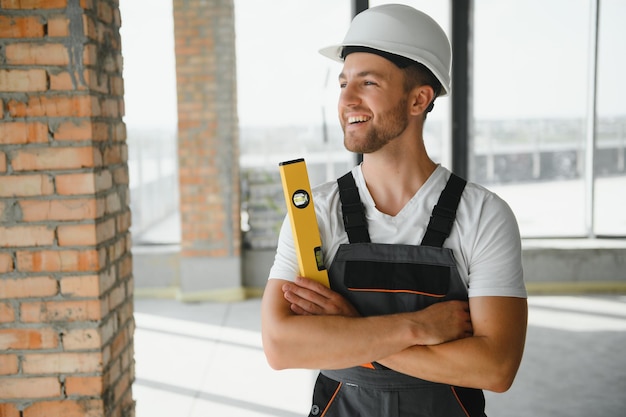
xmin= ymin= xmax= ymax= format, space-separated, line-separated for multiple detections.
xmin=342 ymin=98 xmax=409 ymax=154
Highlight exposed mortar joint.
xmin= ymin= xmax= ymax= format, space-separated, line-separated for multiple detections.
xmin=3 ymin=199 xmax=23 ymax=223
xmin=60 ymin=376 xmax=67 ymax=398
xmin=64 ymin=0 xmax=88 ymax=90
xmin=48 ymin=124 xmax=54 ymax=143
xmin=2 ymin=92 xmax=29 ymax=104
xmin=55 ymin=275 xmax=62 ymax=297
xmin=102 ymin=386 xmax=115 ymax=410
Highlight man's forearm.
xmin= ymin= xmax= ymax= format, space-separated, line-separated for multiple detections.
xmin=262 ymin=289 xmax=418 ymax=370
xmin=379 ymin=297 xmax=528 ymax=393
xmin=379 ymin=336 xmax=512 ymax=391
xmin=264 ymin=314 xmax=419 ymax=370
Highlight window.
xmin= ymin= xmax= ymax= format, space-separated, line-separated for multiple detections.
xmin=594 ymin=0 xmax=626 ymax=236
xmin=472 ymin=0 xmax=625 ymax=237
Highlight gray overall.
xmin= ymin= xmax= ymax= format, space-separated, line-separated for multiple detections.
xmin=308 ymin=172 xmax=486 ymax=417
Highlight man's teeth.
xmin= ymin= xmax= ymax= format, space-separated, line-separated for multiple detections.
xmin=348 ymin=116 xmax=371 ymax=124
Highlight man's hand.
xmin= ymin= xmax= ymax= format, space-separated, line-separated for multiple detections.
xmin=282 ymin=276 xmax=361 ymax=317
xmin=407 ymin=300 xmax=473 ymax=346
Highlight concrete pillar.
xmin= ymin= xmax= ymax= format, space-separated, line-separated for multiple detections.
xmin=172 ymin=0 xmax=242 ymax=300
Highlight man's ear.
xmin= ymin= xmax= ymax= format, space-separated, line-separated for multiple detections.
xmin=409 ymin=85 xmax=435 ymax=116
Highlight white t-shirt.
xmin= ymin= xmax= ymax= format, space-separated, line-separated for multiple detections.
xmin=269 ymin=165 xmax=527 ymax=299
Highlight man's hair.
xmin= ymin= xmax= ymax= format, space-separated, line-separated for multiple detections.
xmin=401 ymin=62 xmax=442 ymax=98
xmin=341 ymin=46 xmax=442 ymax=113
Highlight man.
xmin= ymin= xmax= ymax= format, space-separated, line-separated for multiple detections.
xmin=261 ymin=4 xmax=527 ymax=417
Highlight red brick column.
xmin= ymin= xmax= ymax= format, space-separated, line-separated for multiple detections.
xmin=173 ymin=0 xmax=242 ymax=300
xmin=0 ymin=1 xmax=134 ymax=416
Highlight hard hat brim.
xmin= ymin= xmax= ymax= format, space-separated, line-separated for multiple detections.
xmin=319 ymin=43 xmax=450 ymax=97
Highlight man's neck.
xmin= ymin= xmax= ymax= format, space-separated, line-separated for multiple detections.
xmin=361 ymin=147 xmax=437 ymax=216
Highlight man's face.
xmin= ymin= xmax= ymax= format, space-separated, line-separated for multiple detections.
xmin=338 ymin=52 xmax=410 ymax=154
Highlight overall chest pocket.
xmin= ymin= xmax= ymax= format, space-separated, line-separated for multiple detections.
xmin=343 ymin=260 xmax=452 ymax=315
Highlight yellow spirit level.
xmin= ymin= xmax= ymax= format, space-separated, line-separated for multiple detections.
xmin=278 ymin=158 xmax=330 ymax=287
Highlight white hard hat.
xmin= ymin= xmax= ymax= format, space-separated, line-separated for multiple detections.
xmin=319 ymin=4 xmax=452 ymax=96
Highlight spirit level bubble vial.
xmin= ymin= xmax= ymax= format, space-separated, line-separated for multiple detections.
xmin=278 ymin=158 xmax=330 ymax=287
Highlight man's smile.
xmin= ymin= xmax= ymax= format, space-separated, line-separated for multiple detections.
xmin=347 ymin=115 xmax=372 ymax=124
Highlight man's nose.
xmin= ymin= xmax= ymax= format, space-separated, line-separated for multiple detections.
xmin=339 ymin=83 xmax=360 ymax=107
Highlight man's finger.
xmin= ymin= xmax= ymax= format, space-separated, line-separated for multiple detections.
xmin=294 ymin=275 xmax=332 ymax=295
xmin=284 ymin=282 xmax=328 ymax=305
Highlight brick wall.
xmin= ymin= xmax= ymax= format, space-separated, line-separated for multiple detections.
xmin=173 ymin=0 xmax=242 ymax=297
xmin=0 ymin=1 xmax=134 ymax=416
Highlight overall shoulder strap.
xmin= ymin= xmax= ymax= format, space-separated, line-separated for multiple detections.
xmin=421 ymin=173 xmax=467 ymax=248
xmin=337 ymin=172 xmax=371 ymax=243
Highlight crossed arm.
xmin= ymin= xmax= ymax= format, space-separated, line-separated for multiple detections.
xmin=261 ymin=276 xmax=527 ymax=393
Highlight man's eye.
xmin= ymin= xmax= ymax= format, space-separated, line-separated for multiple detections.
xmin=339 ymin=82 xmax=347 ymax=88
xmin=364 ymin=81 xmax=377 ymax=86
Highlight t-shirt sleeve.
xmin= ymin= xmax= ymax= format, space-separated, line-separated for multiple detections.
xmin=267 ymin=215 xmax=299 ymax=282
xmin=466 ymin=193 xmax=527 ymax=298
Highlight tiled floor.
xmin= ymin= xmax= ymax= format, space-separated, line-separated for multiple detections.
xmin=133 ymin=298 xmax=315 ymax=417
xmin=133 ymin=295 xmax=626 ymax=417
